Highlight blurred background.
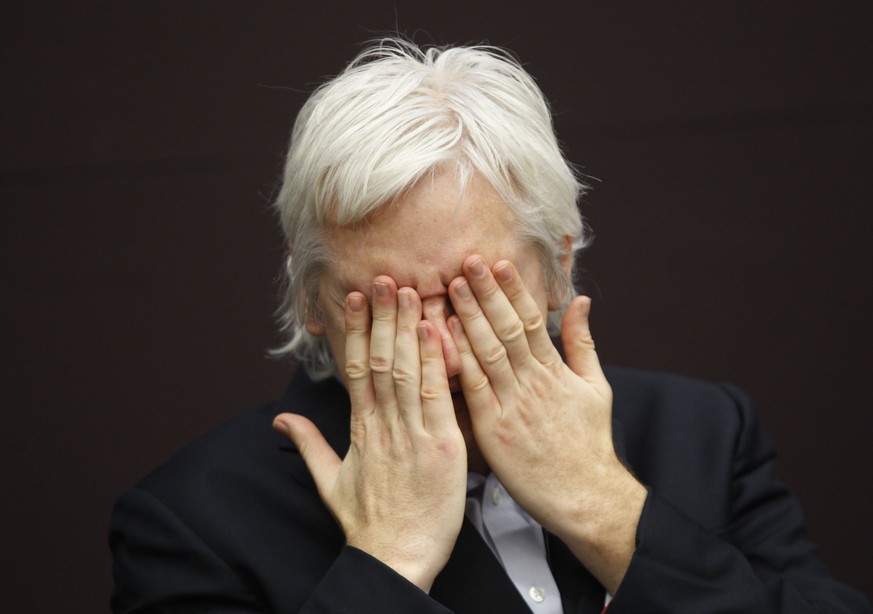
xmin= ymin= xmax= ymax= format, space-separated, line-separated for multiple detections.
xmin=2 ymin=2 xmax=871 ymax=610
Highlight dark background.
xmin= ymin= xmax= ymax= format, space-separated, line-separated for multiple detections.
xmin=2 ymin=2 xmax=871 ymax=611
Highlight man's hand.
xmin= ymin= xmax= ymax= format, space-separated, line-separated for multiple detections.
xmin=273 ymin=277 xmax=467 ymax=592
xmin=447 ymin=256 xmax=647 ymax=594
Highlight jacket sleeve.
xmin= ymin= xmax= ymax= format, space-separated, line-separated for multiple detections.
xmin=110 ymin=487 xmax=451 ymax=613
xmin=607 ymin=383 xmax=872 ymax=614
xmin=301 ymin=547 xmax=453 ymax=614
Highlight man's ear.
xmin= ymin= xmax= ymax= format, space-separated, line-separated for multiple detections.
xmin=304 ymin=296 xmax=326 ymax=336
xmin=547 ymin=236 xmax=575 ymax=311
xmin=305 ymin=318 xmax=325 ymax=336
xmin=558 ymin=235 xmax=573 ymax=276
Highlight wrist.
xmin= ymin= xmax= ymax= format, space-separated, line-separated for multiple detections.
xmin=346 ymin=535 xmax=450 ymax=593
xmin=551 ymin=460 xmax=647 ymax=594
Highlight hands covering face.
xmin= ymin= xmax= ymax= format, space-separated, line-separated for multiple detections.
xmin=274 ymin=255 xmax=644 ymax=593
xmin=447 ymin=256 xmax=618 ymax=534
xmin=274 ymin=277 xmax=468 ymax=592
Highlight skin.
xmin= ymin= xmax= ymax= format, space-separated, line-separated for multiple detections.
xmin=273 ymin=169 xmax=648 ymax=595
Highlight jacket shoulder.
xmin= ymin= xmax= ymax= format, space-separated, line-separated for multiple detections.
xmin=604 ymin=366 xmax=772 ymax=531
xmin=136 ymin=400 xmax=288 ymax=495
xmin=604 ymin=365 xmax=759 ymax=442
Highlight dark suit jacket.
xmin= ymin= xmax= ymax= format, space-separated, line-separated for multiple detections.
xmin=110 ymin=367 xmax=871 ymax=612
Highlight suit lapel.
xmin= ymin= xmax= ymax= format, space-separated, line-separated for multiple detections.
xmin=431 ymin=518 xmax=532 ymax=613
xmin=433 ymin=521 xmax=608 ymax=614
xmin=547 ymin=532 xmax=606 ymax=614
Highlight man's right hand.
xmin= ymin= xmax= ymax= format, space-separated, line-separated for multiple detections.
xmin=273 ymin=276 xmax=468 ymax=592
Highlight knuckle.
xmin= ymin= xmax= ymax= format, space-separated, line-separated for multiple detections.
xmin=346 ymin=321 xmax=369 ymax=335
xmin=482 ymin=344 xmax=508 ymax=367
xmin=345 ymin=360 xmax=370 ymax=380
xmin=463 ymin=310 xmax=488 ymax=330
xmin=419 ymin=385 xmax=444 ymax=401
xmin=523 ymin=311 xmax=545 ymax=333
xmin=396 ymin=320 xmax=417 ymax=335
xmin=576 ymin=333 xmax=596 ymax=351
xmin=433 ymin=437 xmax=462 ymax=459
xmin=369 ymin=354 xmax=392 ymax=373
xmin=498 ymin=319 xmax=526 ymax=343
xmin=541 ymin=354 xmax=563 ymax=370
xmin=391 ymin=365 xmax=416 ymax=384
xmin=506 ymin=283 xmax=527 ymax=300
xmin=468 ymin=374 xmax=491 ymax=393
xmin=371 ymin=309 xmax=395 ymax=322
xmin=458 ymin=343 xmax=477 ymax=359
xmin=477 ymin=281 xmax=501 ymax=300
xmin=420 ymin=354 xmax=443 ymax=372
xmin=528 ymin=376 xmax=547 ymax=398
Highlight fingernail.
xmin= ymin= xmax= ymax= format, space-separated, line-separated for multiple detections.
xmin=418 ymin=322 xmax=429 ymax=341
xmin=398 ymin=289 xmax=410 ymax=310
xmin=272 ymin=419 xmax=288 ymax=435
xmin=374 ymin=281 xmax=389 ymax=298
xmin=495 ymin=264 xmax=512 ymax=282
xmin=348 ymin=294 xmax=365 ymax=312
xmin=469 ymin=259 xmax=486 ymax=278
xmin=449 ymin=317 xmax=464 ymax=336
xmin=455 ymin=280 xmax=471 ymax=299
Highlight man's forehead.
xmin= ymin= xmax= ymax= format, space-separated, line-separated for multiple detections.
xmin=327 ymin=244 xmax=463 ymax=288
xmin=320 ymin=168 xmax=524 ymax=289
xmin=325 ymin=230 xmax=525 ymax=292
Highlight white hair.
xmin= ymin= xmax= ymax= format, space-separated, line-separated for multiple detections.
xmin=272 ymin=38 xmax=589 ymax=379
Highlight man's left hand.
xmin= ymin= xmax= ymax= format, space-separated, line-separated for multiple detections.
xmin=447 ymin=255 xmax=647 ymax=594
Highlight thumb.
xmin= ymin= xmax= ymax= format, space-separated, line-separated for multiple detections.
xmin=561 ymin=296 xmax=609 ymax=391
xmin=273 ymin=413 xmax=341 ymax=498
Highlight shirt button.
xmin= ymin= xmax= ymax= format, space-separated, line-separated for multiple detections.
xmin=491 ymin=487 xmax=502 ymax=505
xmin=529 ymin=586 xmax=546 ymax=603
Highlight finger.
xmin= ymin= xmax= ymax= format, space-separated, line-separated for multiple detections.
xmin=421 ymin=298 xmax=461 ymax=379
xmin=561 ymin=296 xmax=610 ymax=399
xmin=449 ymin=276 xmax=515 ymax=395
xmin=461 ymin=255 xmax=533 ymax=370
xmin=448 ymin=315 xmax=498 ymax=421
xmin=492 ymin=260 xmax=563 ymax=367
xmin=273 ymin=413 xmax=341 ymax=501
xmin=394 ymin=287 xmax=424 ymax=429
xmin=344 ymin=291 xmax=375 ymax=413
xmin=417 ymin=320 xmax=456 ymax=434
xmin=369 ymin=276 xmax=399 ymax=414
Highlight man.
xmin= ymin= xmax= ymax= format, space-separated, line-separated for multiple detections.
xmin=110 ymin=39 xmax=871 ymax=612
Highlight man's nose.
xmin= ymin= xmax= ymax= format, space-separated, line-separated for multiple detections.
xmin=421 ymin=296 xmax=461 ymax=379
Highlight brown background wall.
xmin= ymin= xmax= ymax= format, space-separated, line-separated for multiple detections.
xmin=2 ymin=2 xmax=871 ymax=610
